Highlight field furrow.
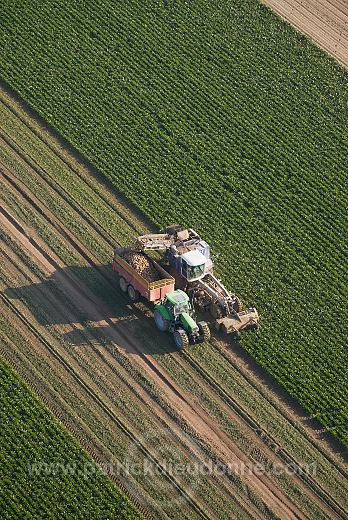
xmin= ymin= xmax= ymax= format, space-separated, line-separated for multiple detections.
xmin=0 ymin=83 xmax=347 ymax=519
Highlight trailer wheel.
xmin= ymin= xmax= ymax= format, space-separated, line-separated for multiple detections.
xmin=119 ymin=277 xmax=127 ymax=293
xmin=127 ymin=284 xmax=140 ymax=302
xmin=173 ymin=329 xmax=189 ymax=350
xmin=154 ymin=310 xmax=169 ymax=332
xmin=198 ymin=321 xmax=211 ymax=342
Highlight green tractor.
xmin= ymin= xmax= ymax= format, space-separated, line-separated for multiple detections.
xmin=154 ymin=290 xmax=211 ymax=349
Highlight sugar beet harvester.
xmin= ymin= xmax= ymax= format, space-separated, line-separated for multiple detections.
xmin=112 ymin=225 xmax=259 ymax=348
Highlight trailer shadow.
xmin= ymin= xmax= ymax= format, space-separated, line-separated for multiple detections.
xmin=4 ymin=264 xmax=178 ymax=355
xmin=5 ymin=264 xmax=347 ymax=458
xmin=4 ymin=264 xmax=130 ymax=324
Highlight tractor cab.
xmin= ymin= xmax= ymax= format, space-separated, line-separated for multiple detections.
xmin=164 ymin=289 xmax=194 ymax=316
xmin=181 ymin=250 xmax=206 ymax=281
xmin=165 ymin=234 xmax=213 ymax=283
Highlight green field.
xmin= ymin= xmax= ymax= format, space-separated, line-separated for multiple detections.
xmin=0 ymin=359 xmax=142 ymax=519
xmin=0 ymin=0 xmax=347 ymax=448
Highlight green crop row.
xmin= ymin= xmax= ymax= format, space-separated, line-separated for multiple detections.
xmin=0 ymin=0 xmax=347 ymax=447
xmin=0 ymin=359 xmax=142 ymax=519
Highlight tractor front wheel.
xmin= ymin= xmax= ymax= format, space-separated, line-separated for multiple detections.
xmin=154 ymin=310 xmax=169 ymax=332
xmin=127 ymin=284 xmax=140 ymax=302
xmin=198 ymin=321 xmax=211 ymax=342
xmin=173 ymin=329 xmax=189 ymax=350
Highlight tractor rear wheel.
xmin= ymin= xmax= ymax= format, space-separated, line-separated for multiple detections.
xmin=173 ymin=329 xmax=189 ymax=350
xmin=127 ymin=284 xmax=140 ymax=302
xmin=154 ymin=310 xmax=169 ymax=332
xmin=198 ymin=321 xmax=211 ymax=342
xmin=119 ymin=277 xmax=127 ymax=293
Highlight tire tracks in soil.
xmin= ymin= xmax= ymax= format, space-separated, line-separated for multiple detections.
xmin=0 ymin=327 xmax=158 ymax=520
xmin=261 ymin=0 xmax=348 ymax=68
xmin=0 ymin=131 xmax=346 ymax=518
xmin=0 ymin=131 xmax=345 ymax=517
xmin=0 ymin=187 xmax=309 ymax=519
xmin=0 ymin=286 xmax=211 ymax=520
xmin=0 ymin=235 xmax=254 ymax=520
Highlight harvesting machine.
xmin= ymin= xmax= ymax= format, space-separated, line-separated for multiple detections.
xmin=113 ymin=225 xmax=259 ymax=347
xmin=137 ymin=225 xmax=259 ymax=333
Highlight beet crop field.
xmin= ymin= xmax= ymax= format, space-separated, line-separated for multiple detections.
xmin=0 ymin=360 xmax=142 ymax=519
xmin=0 ymin=0 xmax=347 ymax=448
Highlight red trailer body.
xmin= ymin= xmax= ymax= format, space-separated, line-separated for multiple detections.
xmin=112 ymin=251 xmax=175 ymax=302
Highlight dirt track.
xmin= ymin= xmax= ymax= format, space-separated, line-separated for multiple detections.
xmin=1 ymin=84 xmax=348 ymax=519
xmin=0 ymin=171 xmax=305 ymax=520
xmin=262 ymin=0 xmax=348 ymax=68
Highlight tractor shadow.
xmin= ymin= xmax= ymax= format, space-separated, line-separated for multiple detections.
xmin=5 ymin=264 xmax=347 ymax=458
xmin=4 ymin=264 xmax=177 ymax=355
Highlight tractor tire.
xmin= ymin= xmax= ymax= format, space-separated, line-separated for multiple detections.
xmin=119 ymin=277 xmax=128 ymax=293
xmin=233 ymin=296 xmax=242 ymax=313
xmin=127 ymin=284 xmax=140 ymax=302
xmin=173 ymin=329 xmax=189 ymax=350
xmin=210 ymin=302 xmax=223 ymax=319
xmin=198 ymin=321 xmax=211 ymax=342
xmin=154 ymin=310 xmax=169 ymax=332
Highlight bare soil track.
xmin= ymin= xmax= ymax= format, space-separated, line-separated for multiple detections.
xmin=0 ymin=170 xmax=304 ymax=520
xmin=262 ymin=0 xmax=348 ymax=68
xmin=0 ymin=84 xmax=348 ymax=519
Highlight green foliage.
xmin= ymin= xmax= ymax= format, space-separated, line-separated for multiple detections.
xmin=0 ymin=0 xmax=347 ymax=444
xmin=0 ymin=361 xmax=142 ymax=519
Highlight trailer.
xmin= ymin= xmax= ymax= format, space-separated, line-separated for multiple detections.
xmin=112 ymin=247 xmax=175 ymax=302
